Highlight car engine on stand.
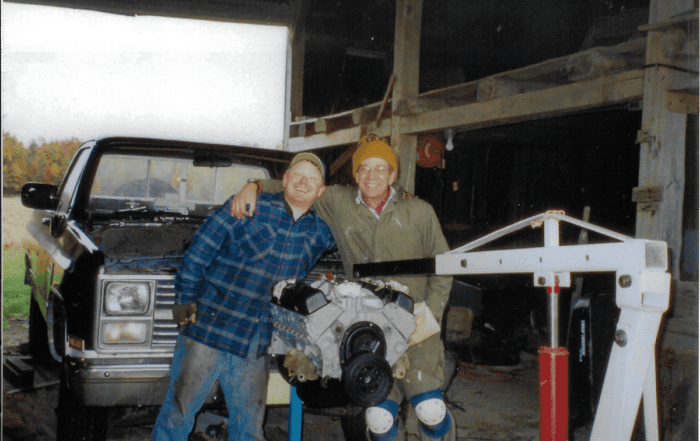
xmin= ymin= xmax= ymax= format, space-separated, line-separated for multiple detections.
xmin=268 ymin=278 xmax=416 ymax=408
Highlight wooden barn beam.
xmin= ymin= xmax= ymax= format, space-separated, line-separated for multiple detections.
xmin=329 ymin=144 xmax=358 ymax=177
xmin=353 ymin=106 xmax=382 ymax=125
xmin=288 ymin=67 xmax=647 ymax=154
xmin=476 ymin=78 xmax=553 ymax=103
xmin=635 ymin=0 xmax=696 ymax=280
xmin=288 ymin=31 xmax=649 ymax=152
xmin=314 ymin=111 xmax=356 ymax=134
xmin=391 ymin=0 xmax=423 ymax=193
xmin=288 ymin=0 xmax=312 ymax=122
xmin=398 ymin=69 xmax=644 ymax=135
xmin=393 ymin=96 xmax=452 ymax=116
xmin=287 ymin=119 xmax=392 ymax=152
xmin=667 ymin=90 xmax=699 ymax=114
xmin=283 ymin=0 xmax=311 ymax=150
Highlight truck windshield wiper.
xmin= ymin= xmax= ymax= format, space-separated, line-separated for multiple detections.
xmin=86 ymin=206 xmax=149 ymax=215
xmin=153 ymin=212 xmax=208 ymax=220
xmin=118 ymin=205 xmax=148 ymax=213
xmin=86 ymin=207 xmax=209 ymax=220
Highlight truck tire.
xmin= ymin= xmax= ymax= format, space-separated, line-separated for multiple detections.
xmin=56 ymin=374 xmax=108 ymax=441
xmin=28 ymin=295 xmax=51 ymax=362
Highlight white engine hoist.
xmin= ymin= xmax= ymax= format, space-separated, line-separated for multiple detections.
xmin=353 ymin=210 xmax=671 ymax=441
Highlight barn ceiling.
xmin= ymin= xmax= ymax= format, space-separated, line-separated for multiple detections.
xmin=10 ymin=0 xmax=694 ymax=247
xmin=9 ymin=0 xmax=651 ymax=116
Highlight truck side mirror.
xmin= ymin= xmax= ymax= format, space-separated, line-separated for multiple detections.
xmin=21 ymin=183 xmax=59 ymax=211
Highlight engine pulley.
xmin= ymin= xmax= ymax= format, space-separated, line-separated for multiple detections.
xmin=342 ymin=352 xmax=394 ymax=407
xmin=340 ymin=322 xmax=387 ymax=365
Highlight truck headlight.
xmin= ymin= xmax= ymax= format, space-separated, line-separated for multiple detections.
xmin=101 ymin=322 xmax=148 ymax=344
xmin=104 ymin=282 xmax=150 ymax=315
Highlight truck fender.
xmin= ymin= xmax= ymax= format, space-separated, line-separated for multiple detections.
xmin=47 ymin=288 xmax=68 ymax=363
xmin=24 ymin=250 xmax=36 ymax=289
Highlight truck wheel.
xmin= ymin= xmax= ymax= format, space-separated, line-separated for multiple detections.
xmin=28 ymin=295 xmax=51 ymax=362
xmin=56 ymin=374 xmax=108 ymax=441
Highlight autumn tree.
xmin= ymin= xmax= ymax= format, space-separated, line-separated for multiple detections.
xmin=2 ymin=134 xmax=81 ymax=191
xmin=28 ymin=139 xmax=81 ymax=185
xmin=25 ymin=141 xmax=39 ymax=179
xmin=2 ymin=133 xmax=28 ymax=193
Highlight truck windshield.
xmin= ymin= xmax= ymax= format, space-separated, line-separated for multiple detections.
xmin=87 ymin=153 xmax=268 ymax=216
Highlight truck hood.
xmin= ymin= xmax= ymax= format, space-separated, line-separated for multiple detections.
xmin=92 ymin=223 xmax=200 ymax=273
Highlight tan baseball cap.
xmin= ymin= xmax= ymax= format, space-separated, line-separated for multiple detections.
xmin=288 ymin=152 xmax=326 ymax=181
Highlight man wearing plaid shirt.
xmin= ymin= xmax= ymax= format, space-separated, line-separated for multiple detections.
xmin=152 ymin=153 xmax=335 ymax=441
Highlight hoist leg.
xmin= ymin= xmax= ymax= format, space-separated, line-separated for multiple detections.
xmin=288 ymin=386 xmax=303 ymax=441
xmin=590 ymin=309 xmax=663 ymax=441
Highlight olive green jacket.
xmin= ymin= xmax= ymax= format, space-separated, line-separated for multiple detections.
xmin=260 ymin=180 xmax=453 ymax=320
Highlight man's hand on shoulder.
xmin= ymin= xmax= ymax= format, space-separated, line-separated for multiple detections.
xmin=231 ymin=182 xmax=260 ymax=219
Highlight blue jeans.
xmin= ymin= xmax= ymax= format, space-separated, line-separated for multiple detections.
xmin=151 ymin=333 xmax=270 ymax=441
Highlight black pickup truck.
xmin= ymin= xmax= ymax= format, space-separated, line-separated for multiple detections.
xmin=23 ymin=136 xmax=610 ymax=440
xmin=21 ymin=137 xmax=306 ymax=440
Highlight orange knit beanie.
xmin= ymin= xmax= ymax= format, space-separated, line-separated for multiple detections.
xmin=352 ymin=135 xmax=399 ymax=175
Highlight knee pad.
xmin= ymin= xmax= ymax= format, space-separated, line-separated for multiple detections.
xmin=365 ymin=407 xmax=395 ymax=435
xmin=415 ymin=398 xmax=447 ymax=426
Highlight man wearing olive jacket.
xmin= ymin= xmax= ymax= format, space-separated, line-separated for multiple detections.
xmin=231 ymin=135 xmax=455 ymax=441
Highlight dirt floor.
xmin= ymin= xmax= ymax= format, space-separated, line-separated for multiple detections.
xmin=1 ymin=316 xmax=347 ymax=441
xmin=3 ymin=313 xmax=552 ymax=441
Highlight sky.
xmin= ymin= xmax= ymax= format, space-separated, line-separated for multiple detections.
xmin=1 ymin=2 xmax=288 ymax=149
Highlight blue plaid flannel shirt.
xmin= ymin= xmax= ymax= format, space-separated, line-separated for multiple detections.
xmin=176 ymin=192 xmax=335 ymax=359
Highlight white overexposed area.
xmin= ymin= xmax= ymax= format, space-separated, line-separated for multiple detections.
xmin=1 ymin=2 xmax=288 ymax=148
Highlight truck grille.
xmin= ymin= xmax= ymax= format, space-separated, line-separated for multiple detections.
xmin=152 ymin=279 xmax=178 ymax=347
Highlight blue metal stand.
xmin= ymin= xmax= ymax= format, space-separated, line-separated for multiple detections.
xmin=288 ymin=386 xmax=303 ymax=441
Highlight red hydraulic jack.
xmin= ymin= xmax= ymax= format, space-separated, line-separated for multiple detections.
xmin=539 ymin=214 xmax=568 ymax=441
xmin=539 ymin=276 xmax=568 ymax=441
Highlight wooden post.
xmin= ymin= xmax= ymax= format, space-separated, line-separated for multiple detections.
xmin=289 ymin=27 xmax=305 ymax=121
xmin=289 ymin=0 xmax=311 ymax=121
xmin=391 ymin=0 xmax=423 ymax=194
xmin=636 ymin=0 xmax=695 ymax=279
